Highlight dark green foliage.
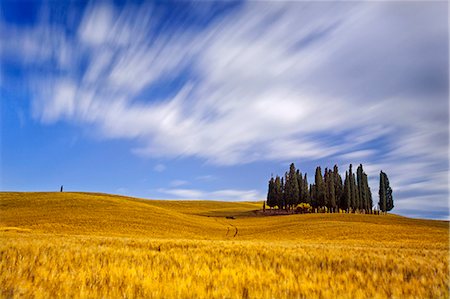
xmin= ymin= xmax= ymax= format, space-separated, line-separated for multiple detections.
xmin=378 ymin=172 xmax=386 ymax=212
xmin=266 ymin=162 xmax=384 ymax=214
xmin=367 ymin=183 xmax=373 ymax=210
xmin=356 ymin=164 xmax=372 ymax=211
xmin=378 ymin=171 xmax=394 ymax=212
xmin=341 ymin=171 xmax=351 ymax=210
xmin=386 ymin=184 xmax=393 ymax=211
xmin=310 ymin=183 xmax=317 ymax=208
xmin=325 ymin=169 xmax=336 ymax=209
xmin=296 ymin=169 xmax=303 ymax=205
xmin=274 ymin=176 xmax=283 ymax=209
xmin=348 ymin=164 xmax=360 ymax=211
xmin=284 ymin=163 xmax=299 ymax=210
xmin=302 ymin=174 xmax=310 ymax=204
xmin=315 ymin=167 xmax=326 ymax=207
xmin=333 ymin=165 xmax=343 ymax=206
xmin=357 ymin=165 xmax=365 ymax=210
xmin=266 ymin=177 xmax=277 ymax=208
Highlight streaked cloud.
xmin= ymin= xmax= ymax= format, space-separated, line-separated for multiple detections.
xmin=1 ymin=2 xmax=447 ymax=217
xmin=157 ymin=188 xmax=263 ymax=202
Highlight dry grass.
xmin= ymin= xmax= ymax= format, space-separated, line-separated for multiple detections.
xmin=1 ymin=192 xmax=448 ymax=298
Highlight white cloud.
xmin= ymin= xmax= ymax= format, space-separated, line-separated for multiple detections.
xmin=394 ymin=195 xmax=449 ymax=212
xmin=41 ymin=80 xmax=77 ymax=122
xmin=157 ymin=188 xmax=263 ymax=202
xmin=78 ymin=3 xmax=115 ymax=45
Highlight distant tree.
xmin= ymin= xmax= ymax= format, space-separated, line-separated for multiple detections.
xmin=356 ymin=164 xmax=372 ymax=211
xmin=356 ymin=164 xmax=365 ymax=210
xmin=386 ymin=183 xmax=393 ymax=211
xmin=349 ymin=164 xmax=360 ymax=211
xmin=326 ymin=169 xmax=336 ymax=210
xmin=324 ymin=167 xmax=329 ymax=207
xmin=364 ymin=172 xmax=373 ymax=211
xmin=315 ymin=166 xmax=326 ymax=207
xmin=367 ymin=180 xmax=373 ymax=211
xmin=302 ymin=174 xmax=310 ymax=204
xmin=284 ymin=163 xmax=300 ymax=210
xmin=296 ymin=169 xmax=303 ymax=205
xmin=282 ymin=174 xmax=288 ymax=210
xmin=341 ymin=171 xmax=351 ymax=211
xmin=378 ymin=171 xmax=387 ymax=212
xmin=266 ymin=177 xmax=276 ymax=209
xmin=378 ymin=171 xmax=394 ymax=212
xmin=310 ymin=183 xmax=317 ymax=208
xmin=274 ymin=176 xmax=283 ymax=210
xmin=333 ymin=165 xmax=343 ymax=207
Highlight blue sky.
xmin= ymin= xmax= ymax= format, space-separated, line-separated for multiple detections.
xmin=1 ymin=1 xmax=448 ymax=220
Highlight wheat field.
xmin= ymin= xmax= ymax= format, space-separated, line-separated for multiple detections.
xmin=1 ymin=192 xmax=448 ymax=298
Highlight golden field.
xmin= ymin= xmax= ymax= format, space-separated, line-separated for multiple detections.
xmin=1 ymin=192 xmax=449 ymax=298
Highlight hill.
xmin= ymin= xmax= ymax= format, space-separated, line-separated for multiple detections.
xmin=1 ymin=192 xmax=448 ymax=298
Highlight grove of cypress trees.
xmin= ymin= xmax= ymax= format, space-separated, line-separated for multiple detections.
xmin=266 ymin=162 xmax=384 ymax=214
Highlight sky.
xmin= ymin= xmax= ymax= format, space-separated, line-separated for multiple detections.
xmin=1 ymin=1 xmax=448 ymax=220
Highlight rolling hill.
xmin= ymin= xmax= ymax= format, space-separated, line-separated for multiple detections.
xmin=1 ymin=192 xmax=448 ymax=298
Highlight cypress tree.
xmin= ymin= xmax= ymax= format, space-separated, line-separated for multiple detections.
xmin=324 ymin=168 xmax=329 ymax=207
xmin=379 ymin=171 xmax=394 ymax=212
xmin=296 ymin=169 xmax=303 ymax=204
xmin=310 ymin=183 xmax=317 ymax=208
xmin=302 ymin=174 xmax=310 ymax=204
xmin=366 ymin=178 xmax=373 ymax=211
xmin=266 ymin=177 xmax=276 ymax=208
xmin=315 ymin=166 xmax=326 ymax=207
xmin=356 ymin=164 xmax=365 ymax=210
xmin=378 ymin=171 xmax=387 ymax=212
xmin=274 ymin=176 xmax=283 ymax=210
xmin=349 ymin=164 xmax=355 ymax=210
xmin=341 ymin=171 xmax=351 ymax=211
xmin=333 ymin=165 xmax=343 ymax=209
xmin=281 ymin=176 xmax=286 ymax=210
xmin=284 ymin=163 xmax=299 ymax=209
xmin=351 ymin=172 xmax=359 ymax=212
xmin=327 ymin=169 xmax=336 ymax=209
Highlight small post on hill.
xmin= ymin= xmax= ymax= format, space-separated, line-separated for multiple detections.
xmin=60 ymin=185 xmax=63 ymax=192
